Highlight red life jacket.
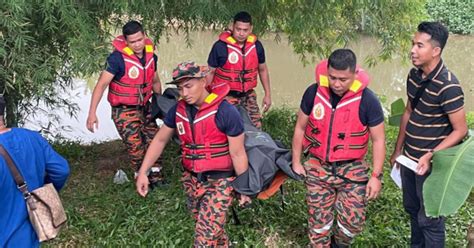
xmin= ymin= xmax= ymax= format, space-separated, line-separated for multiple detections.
xmin=213 ymin=31 xmax=259 ymax=93
xmin=107 ymin=35 xmax=156 ymax=106
xmin=176 ymin=83 xmax=233 ymax=173
xmin=303 ymin=60 xmax=370 ymax=162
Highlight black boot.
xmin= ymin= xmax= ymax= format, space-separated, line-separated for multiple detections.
xmin=330 ymin=236 xmax=349 ymax=248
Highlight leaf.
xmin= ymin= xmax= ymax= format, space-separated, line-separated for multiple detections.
xmin=388 ymin=98 xmax=405 ymax=126
xmin=423 ymin=131 xmax=474 ymax=217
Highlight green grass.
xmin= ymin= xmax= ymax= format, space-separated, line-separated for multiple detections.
xmin=45 ymin=108 xmax=473 ymax=247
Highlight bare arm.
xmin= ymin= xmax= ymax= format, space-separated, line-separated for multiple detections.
xmin=291 ymin=109 xmax=309 ymax=176
xmin=389 ymin=101 xmax=413 ymax=165
xmin=136 ymin=125 xmax=174 ymax=197
xmin=369 ymin=122 xmax=386 ymax=176
xmin=86 ymin=71 xmax=114 ymax=132
xmin=152 ymin=71 xmax=162 ymax=94
xmin=417 ymin=108 xmax=468 ymax=175
xmin=433 ymin=108 xmax=468 ymax=151
xmin=228 ymin=133 xmax=248 ymax=176
xmin=365 ymin=122 xmax=385 ymax=200
xmin=138 ymin=125 xmax=174 ymax=176
xmin=258 ymin=63 xmax=272 ymax=112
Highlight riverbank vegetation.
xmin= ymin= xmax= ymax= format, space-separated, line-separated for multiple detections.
xmin=46 ymin=109 xmax=474 ymax=247
xmin=427 ymin=0 xmax=474 ymax=34
xmin=1 ymin=1 xmax=426 ymax=126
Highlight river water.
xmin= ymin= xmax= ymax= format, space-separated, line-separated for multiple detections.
xmin=24 ymin=31 xmax=473 ymax=143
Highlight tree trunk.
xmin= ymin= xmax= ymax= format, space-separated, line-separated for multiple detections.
xmin=4 ymin=92 xmax=19 ymax=127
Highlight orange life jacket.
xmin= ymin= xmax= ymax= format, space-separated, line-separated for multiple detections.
xmin=303 ymin=60 xmax=370 ymax=162
xmin=107 ymin=35 xmax=155 ymax=106
xmin=213 ymin=31 xmax=259 ymax=92
xmin=176 ymin=83 xmax=233 ymax=173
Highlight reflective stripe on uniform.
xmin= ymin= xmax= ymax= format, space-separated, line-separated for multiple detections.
xmin=338 ymin=221 xmax=355 ymax=238
xmin=313 ymin=221 xmax=333 ymax=234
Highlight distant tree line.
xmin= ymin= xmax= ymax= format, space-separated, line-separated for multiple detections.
xmin=0 ymin=0 xmax=434 ymax=126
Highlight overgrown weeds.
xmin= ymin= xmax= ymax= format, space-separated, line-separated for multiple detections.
xmin=46 ymin=108 xmax=473 ymax=247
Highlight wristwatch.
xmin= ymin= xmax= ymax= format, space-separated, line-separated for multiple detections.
xmin=371 ymin=171 xmax=383 ymax=180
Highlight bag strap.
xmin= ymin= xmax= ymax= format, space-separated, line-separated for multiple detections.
xmin=0 ymin=145 xmax=30 ymax=195
xmin=411 ymin=81 xmax=431 ymax=110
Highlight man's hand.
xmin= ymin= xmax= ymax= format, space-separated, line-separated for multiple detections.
xmin=86 ymin=114 xmax=99 ymax=133
xmin=136 ymin=173 xmax=150 ymax=197
xmin=292 ymin=162 xmax=306 ymax=177
xmin=262 ymin=94 xmax=272 ymax=113
xmin=416 ymin=152 xmax=432 ymax=176
xmin=389 ymin=150 xmax=401 ymax=169
xmin=366 ymin=177 xmax=382 ymax=200
xmin=238 ymin=194 xmax=252 ymax=208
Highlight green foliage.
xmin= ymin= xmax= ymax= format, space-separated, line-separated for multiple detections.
xmin=427 ymin=0 xmax=474 ymax=34
xmin=1 ymin=0 xmax=427 ymax=125
xmin=467 ymin=112 xmax=474 ymax=129
xmin=424 ymin=131 xmax=474 ymax=217
xmin=45 ymin=113 xmax=473 ymax=247
xmin=51 ymin=138 xmax=89 ymax=162
xmin=388 ymin=98 xmax=405 ymax=126
xmin=262 ymin=106 xmax=297 ymax=148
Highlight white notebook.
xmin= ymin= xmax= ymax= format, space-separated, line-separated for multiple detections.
xmin=395 ymin=155 xmax=418 ymax=172
xmin=390 ymin=166 xmax=402 ymax=189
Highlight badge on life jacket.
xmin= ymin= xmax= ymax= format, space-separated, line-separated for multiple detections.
xmin=312 ymin=102 xmax=325 ymax=120
xmin=228 ymin=51 xmax=239 ymax=64
xmin=177 ymin=122 xmax=185 ymax=135
xmin=128 ymin=66 xmax=140 ymax=79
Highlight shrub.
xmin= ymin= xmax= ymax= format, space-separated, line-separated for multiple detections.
xmin=427 ymin=0 xmax=474 ymax=34
xmin=262 ymin=106 xmax=298 ymax=148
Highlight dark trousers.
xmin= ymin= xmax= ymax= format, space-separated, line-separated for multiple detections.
xmin=401 ymin=166 xmax=445 ymax=248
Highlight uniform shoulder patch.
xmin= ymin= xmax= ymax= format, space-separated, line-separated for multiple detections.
xmin=123 ymin=47 xmax=134 ymax=56
xmin=204 ymin=93 xmax=218 ymax=104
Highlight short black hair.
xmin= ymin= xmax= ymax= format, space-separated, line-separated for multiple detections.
xmin=122 ymin=20 xmax=144 ymax=38
xmin=328 ymin=49 xmax=357 ymax=72
xmin=233 ymin=11 xmax=252 ymax=24
xmin=417 ymin=21 xmax=449 ymax=50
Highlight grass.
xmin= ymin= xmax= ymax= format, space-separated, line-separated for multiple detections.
xmin=45 ymin=108 xmax=473 ymax=247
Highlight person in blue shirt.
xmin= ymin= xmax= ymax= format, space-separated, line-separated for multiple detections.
xmin=0 ymin=96 xmax=70 ymax=247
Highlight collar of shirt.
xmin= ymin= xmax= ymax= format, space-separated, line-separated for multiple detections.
xmin=415 ymin=59 xmax=444 ymax=83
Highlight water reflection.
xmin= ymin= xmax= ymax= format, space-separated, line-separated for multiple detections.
xmin=27 ymin=31 xmax=473 ymax=143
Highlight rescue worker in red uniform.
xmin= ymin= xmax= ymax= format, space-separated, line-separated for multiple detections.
xmin=207 ymin=11 xmax=271 ymax=129
xmin=136 ymin=61 xmax=249 ymax=247
xmin=292 ymin=49 xmax=385 ymax=247
xmin=86 ymin=21 xmax=164 ymax=185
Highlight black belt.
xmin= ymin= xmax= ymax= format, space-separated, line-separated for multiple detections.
xmin=325 ymin=159 xmax=358 ymax=167
xmin=187 ymin=170 xmax=235 ymax=182
xmin=312 ymin=157 xmax=367 ymax=184
xmin=112 ymin=104 xmax=145 ymax=109
xmin=228 ymin=90 xmax=253 ymax=98
xmin=311 ymin=155 xmax=358 ymax=167
xmin=113 ymin=104 xmax=145 ymax=109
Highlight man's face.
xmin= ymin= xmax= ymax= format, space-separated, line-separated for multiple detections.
xmin=232 ymin=21 xmax=252 ymax=44
xmin=125 ymin=31 xmax=146 ymax=55
xmin=411 ymin=32 xmax=440 ymax=68
xmin=177 ymin=78 xmax=207 ymax=106
xmin=327 ymin=66 xmax=356 ymax=97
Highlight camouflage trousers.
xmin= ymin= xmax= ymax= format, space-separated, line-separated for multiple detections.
xmin=226 ymin=89 xmax=262 ymax=129
xmin=304 ymin=157 xmax=369 ymax=247
xmin=111 ymin=102 xmax=161 ymax=172
xmin=181 ymin=171 xmax=235 ymax=247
